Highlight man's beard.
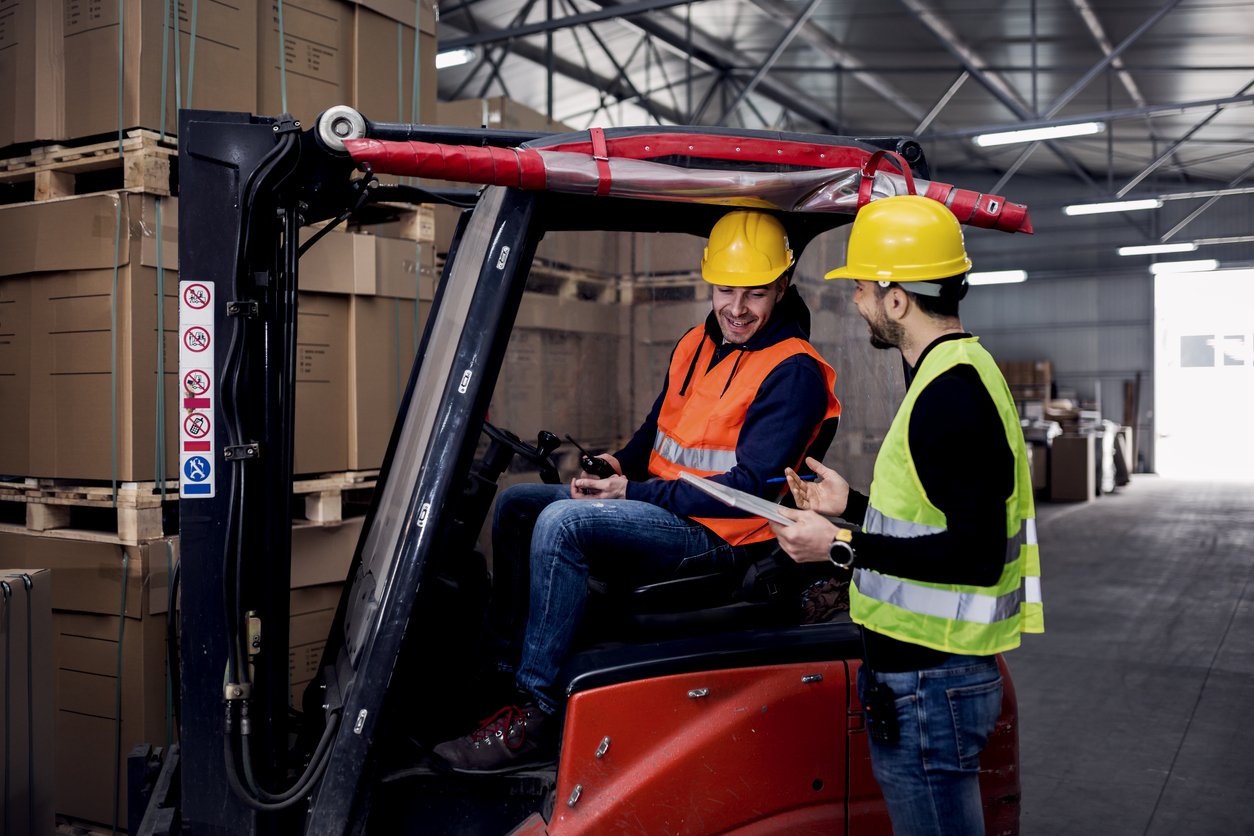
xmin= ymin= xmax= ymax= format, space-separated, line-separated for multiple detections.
xmin=866 ymin=310 xmax=903 ymax=350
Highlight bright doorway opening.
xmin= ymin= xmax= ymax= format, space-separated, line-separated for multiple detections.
xmin=1154 ymin=269 xmax=1254 ymax=479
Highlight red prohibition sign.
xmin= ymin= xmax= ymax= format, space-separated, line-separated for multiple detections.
xmin=183 ymin=369 xmax=211 ymax=396
xmin=184 ymin=413 xmax=211 ymax=439
xmin=184 ymin=326 xmax=211 ymax=352
xmin=183 ymin=283 xmax=211 ymax=309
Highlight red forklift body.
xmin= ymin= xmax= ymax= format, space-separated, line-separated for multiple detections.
xmin=165 ymin=108 xmax=1028 ymax=836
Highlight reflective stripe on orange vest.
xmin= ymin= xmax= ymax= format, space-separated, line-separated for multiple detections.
xmin=648 ymin=326 xmax=841 ymax=546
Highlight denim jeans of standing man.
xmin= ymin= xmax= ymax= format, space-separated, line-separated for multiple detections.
xmin=857 ymin=653 xmax=1003 ymax=836
xmin=488 ymin=483 xmax=747 ymax=714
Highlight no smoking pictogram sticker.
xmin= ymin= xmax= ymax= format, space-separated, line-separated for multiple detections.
xmin=183 ymin=283 xmax=211 ymax=309
xmin=184 ymin=326 xmax=211 ymax=352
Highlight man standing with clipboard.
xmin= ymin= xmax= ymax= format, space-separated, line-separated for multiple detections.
xmin=769 ymin=195 xmax=1044 ymax=836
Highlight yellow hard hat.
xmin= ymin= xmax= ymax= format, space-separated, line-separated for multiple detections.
xmin=701 ymin=210 xmax=794 ymax=286
xmin=824 ymin=195 xmax=972 ymax=284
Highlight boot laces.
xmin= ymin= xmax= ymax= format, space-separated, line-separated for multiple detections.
xmin=470 ymin=705 xmax=529 ymax=749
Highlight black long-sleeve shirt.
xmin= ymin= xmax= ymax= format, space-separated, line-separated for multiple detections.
xmin=845 ymin=333 xmax=1014 ymax=672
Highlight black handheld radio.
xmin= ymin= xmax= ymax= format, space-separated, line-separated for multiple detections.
xmin=565 ymin=435 xmax=616 ymax=478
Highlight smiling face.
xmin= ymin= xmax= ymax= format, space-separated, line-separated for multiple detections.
xmin=711 ymin=279 xmax=787 ymax=344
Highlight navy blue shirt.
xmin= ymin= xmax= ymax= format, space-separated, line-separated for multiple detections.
xmin=613 ymin=286 xmax=834 ymax=526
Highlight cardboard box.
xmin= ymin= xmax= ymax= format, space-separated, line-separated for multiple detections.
xmin=289 ymin=582 xmax=341 ymax=705
xmin=0 ymin=278 xmax=32 ymax=474
xmin=54 ymin=606 xmax=167 ymax=827
xmin=291 ymin=515 xmax=364 ymax=588
xmin=1050 ymin=434 xmax=1095 ymax=502
xmin=0 ymin=568 xmax=55 ymax=836
xmin=348 ymin=295 xmax=425 ymax=470
xmin=61 ymin=0 xmax=258 ymax=141
xmin=298 ymin=229 xmax=436 ymax=299
xmin=295 ymin=293 xmax=351 ymax=474
xmin=0 ymin=191 xmax=181 ymax=481
xmin=260 ymin=0 xmax=436 ymax=130
xmin=0 ymin=529 xmax=174 ymax=619
xmin=0 ymin=1 xmax=64 ymax=148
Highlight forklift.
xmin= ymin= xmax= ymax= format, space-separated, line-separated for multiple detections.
xmin=147 ymin=106 xmax=1032 ymax=835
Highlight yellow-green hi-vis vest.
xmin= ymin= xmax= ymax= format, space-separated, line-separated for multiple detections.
xmin=850 ymin=337 xmax=1044 ymax=655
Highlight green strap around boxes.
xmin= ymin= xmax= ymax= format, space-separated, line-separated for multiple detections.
xmin=277 ymin=0 xmax=288 ymax=112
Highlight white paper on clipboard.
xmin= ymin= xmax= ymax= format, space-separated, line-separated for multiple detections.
xmin=677 ymin=472 xmax=794 ymax=526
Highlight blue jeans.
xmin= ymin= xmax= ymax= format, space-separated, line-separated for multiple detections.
xmin=858 ymin=653 xmax=1003 ymax=836
xmin=492 ymin=483 xmax=742 ymax=714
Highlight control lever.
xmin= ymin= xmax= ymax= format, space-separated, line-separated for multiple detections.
xmin=566 ymin=435 xmax=616 ymax=479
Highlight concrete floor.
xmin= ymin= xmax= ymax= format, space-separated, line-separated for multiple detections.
xmin=1015 ymin=475 xmax=1254 ymax=835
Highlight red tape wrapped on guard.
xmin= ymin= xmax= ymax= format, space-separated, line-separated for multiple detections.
xmin=344 ymin=139 xmax=547 ymax=190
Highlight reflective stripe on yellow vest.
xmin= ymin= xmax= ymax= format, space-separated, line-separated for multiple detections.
xmin=850 ymin=337 xmax=1044 ymax=655
xmin=649 ymin=326 xmax=842 ymax=546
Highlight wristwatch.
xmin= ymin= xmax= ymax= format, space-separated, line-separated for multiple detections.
xmin=828 ymin=528 xmax=856 ymax=570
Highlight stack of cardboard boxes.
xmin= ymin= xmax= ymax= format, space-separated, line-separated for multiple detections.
xmin=0 ymin=1 xmax=438 ymax=828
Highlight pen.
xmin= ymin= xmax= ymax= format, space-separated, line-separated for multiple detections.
xmin=766 ymin=475 xmax=818 ymax=484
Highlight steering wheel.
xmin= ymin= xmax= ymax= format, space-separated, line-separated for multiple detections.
xmin=482 ymin=422 xmax=562 ymax=483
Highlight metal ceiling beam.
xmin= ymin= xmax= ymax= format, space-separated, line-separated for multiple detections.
xmin=580 ymin=0 xmax=844 ymax=132
xmin=1042 ymin=0 xmax=1184 ymax=121
xmin=914 ymin=71 xmax=969 ymax=134
xmin=921 ymin=93 xmax=1254 ymax=140
xmin=745 ymin=0 xmax=927 ymax=124
xmin=895 ymin=0 xmax=1100 ymax=192
xmin=441 ymin=0 xmax=700 ymax=50
xmin=1117 ymin=79 xmax=1254 ymax=197
xmin=717 ymin=0 xmax=823 ymax=124
xmin=1161 ymin=159 xmax=1254 ymax=241
xmin=1067 ymin=0 xmax=1148 ymax=109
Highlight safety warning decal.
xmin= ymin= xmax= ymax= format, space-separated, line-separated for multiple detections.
xmin=180 ymin=280 xmax=216 ymax=498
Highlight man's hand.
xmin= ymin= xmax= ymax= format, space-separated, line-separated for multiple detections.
xmin=581 ymin=453 xmax=622 ymax=478
xmin=770 ymin=508 xmax=841 ymax=564
xmin=571 ymin=474 xmax=628 ymax=500
xmin=786 ymin=457 xmax=850 ymax=517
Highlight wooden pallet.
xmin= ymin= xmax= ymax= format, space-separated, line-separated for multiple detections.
xmin=0 ymin=129 xmax=176 ymax=201
xmin=0 ymin=477 xmax=176 ymax=543
xmin=293 ymin=470 xmax=379 ymax=524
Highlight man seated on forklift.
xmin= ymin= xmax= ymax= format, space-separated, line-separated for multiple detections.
xmin=433 ymin=209 xmax=844 ymax=774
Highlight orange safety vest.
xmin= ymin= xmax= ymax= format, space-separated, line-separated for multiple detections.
xmin=648 ymin=327 xmax=842 ymax=546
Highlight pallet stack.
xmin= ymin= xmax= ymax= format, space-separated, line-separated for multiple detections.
xmin=0 ymin=1 xmax=438 ymax=830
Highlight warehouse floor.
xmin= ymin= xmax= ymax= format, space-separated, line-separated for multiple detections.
xmin=1016 ymin=475 xmax=1254 ymax=834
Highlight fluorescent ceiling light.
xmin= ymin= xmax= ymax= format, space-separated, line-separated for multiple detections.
xmin=1148 ymin=259 xmax=1219 ymax=275
xmin=436 ymin=48 xmax=476 ymax=69
xmin=1117 ymin=242 xmax=1198 ymax=256
xmin=1063 ymin=198 xmax=1163 ymax=216
xmin=968 ymin=270 xmax=1027 ymax=286
xmin=974 ymin=122 xmax=1103 ymax=147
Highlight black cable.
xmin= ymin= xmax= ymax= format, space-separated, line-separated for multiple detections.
xmin=21 ymin=575 xmax=33 ymax=836
xmin=223 ymin=704 xmax=341 ymax=811
xmin=297 ymin=173 xmax=376 ymax=258
xmin=3 ymin=581 xmax=12 ymax=836
xmin=371 ymin=183 xmax=480 ymax=209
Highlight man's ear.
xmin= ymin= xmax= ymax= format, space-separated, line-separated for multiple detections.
xmin=885 ymin=286 xmax=911 ymax=320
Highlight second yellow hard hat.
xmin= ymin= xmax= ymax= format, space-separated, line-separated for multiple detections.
xmin=824 ymin=195 xmax=972 ymax=284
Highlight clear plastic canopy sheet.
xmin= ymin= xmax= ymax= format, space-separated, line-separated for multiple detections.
xmin=344 ymin=137 xmax=1032 ymax=234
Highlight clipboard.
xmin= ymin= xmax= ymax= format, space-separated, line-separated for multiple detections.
xmin=678 ymin=471 xmax=794 ymax=526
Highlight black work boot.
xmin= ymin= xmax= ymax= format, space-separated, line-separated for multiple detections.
xmin=432 ymin=702 xmax=557 ymax=774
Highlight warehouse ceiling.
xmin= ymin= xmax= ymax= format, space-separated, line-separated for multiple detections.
xmin=435 ymin=0 xmax=1254 ymax=206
